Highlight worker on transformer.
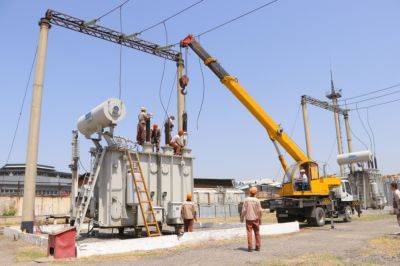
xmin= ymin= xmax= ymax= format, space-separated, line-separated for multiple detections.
xmin=136 ymin=107 xmax=150 ymax=145
xmin=299 ymin=169 xmax=309 ymax=191
xmin=150 ymin=124 xmax=161 ymax=152
xmin=170 ymin=130 xmax=185 ymax=155
xmin=391 ymin=182 xmax=400 ymax=228
xmin=241 ymin=186 xmax=262 ymax=252
xmin=181 ymin=193 xmax=197 ymax=232
xmin=164 ymin=115 xmax=175 ymax=145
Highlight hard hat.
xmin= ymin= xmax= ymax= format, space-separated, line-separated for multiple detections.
xmin=140 ymin=107 xmax=146 ymax=111
xmin=300 ymin=169 xmax=305 ymax=173
xmin=178 ymin=130 xmax=184 ymax=136
xmin=249 ymin=186 xmax=258 ymax=195
xmin=153 ymin=124 xmax=158 ymax=129
xmin=186 ymin=193 xmax=192 ymax=201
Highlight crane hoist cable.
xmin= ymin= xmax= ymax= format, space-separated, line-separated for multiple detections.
xmin=5 ymin=46 xmax=37 ymax=165
xmin=118 ymin=6 xmax=123 ymax=99
xmin=196 ymin=39 xmax=206 ymax=130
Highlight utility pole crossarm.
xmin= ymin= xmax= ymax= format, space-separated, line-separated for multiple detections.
xmin=45 ymin=10 xmax=181 ymax=62
xmin=301 ymin=95 xmax=348 ymax=115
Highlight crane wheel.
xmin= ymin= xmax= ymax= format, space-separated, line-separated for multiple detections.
xmin=343 ymin=205 xmax=352 ymax=222
xmin=308 ymin=207 xmax=326 ymax=227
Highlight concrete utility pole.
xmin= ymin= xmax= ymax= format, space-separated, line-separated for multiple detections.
xmin=301 ymin=96 xmax=312 ymax=159
xmin=176 ymin=57 xmax=185 ymax=131
xmin=21 ymin=18 xmax=50 ymax=233
xmin=69 ymin=130 xmax=79 ymax=219
xmin=326 ymin=72 xmax=345 ymax=177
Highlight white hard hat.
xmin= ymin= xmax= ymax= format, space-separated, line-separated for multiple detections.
xmin=300 ymin=169 xmax=305 ymax=172
xmin=140 ymin=107 xmax=146 ymax=111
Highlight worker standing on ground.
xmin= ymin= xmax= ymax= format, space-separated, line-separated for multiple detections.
xmin=391 ymin=182 xmax=400 ymax=228
xmin=181 ymin=193 xmax=197 ymax=232
xmin=150 ymin=124 xmax=161 ymax=152
xmin=164 ymin=115 xmax=175 ymax=145
xmin=170 ymin=130 xmax=185 ymax=155
xmin=241 ymin=187 xmax=262 ymax=252
xmin=136 ymin=107 xmax=150 ymax=145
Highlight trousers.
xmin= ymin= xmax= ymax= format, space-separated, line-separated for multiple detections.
xmin=246 ymin=219 xmax=261 ymax=249
xmin=184 ymin=219 xmax=194 ymax=232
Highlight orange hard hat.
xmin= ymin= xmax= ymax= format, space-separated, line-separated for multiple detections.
xmin=249 ymin=186 xmax=258 ymax=195
xmin=178 ymin=130 xmax=184 ymax=136
xmin=153 ymin=124 xmax=158 ymax=129
xmin=186 ymin=193 xmax=192 ymax=200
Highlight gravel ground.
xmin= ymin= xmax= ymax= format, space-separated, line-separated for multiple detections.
xmin=1 ymin=214 xmax=399 ymax=265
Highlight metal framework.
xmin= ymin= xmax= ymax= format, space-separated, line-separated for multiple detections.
xmin=44 ymin=9 xmax=181 ymax=62
xmin=301 ymin=95 xmax=349 ymax=115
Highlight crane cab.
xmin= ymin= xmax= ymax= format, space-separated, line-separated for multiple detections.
xmin=279 ymin=161 xmax=341 ymax=197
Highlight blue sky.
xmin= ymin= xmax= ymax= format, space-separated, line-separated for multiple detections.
xmin=1 ymin=0 xmax=399 ymax=180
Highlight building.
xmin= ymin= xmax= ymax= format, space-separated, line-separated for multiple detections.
xmin=0 ymin=164 xmax=71 ymax=196
xmin=193 ymin=177 xmax=245 ymax=205
xmin=236 ymin=178 xmax=281 ymax=200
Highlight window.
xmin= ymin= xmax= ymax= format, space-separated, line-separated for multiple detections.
xmin=345 ymin=182 xmax=352 ymax=194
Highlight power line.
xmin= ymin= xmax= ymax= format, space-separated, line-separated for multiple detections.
xmin=341 ymin=88 xmax=400 ymax=106
xmin=340 ymin=82 xmax=400 ymax=102
xmin=355 ymin=104 xmax=373 ymax=152
xmin=197 ymin=0 xmax=280 ymax=37
xmin=118 ymin=7 xmax=123 ymax=100
xmin=169 ymin=0 xmax=281 ymax=46
xmin=135 ymin=0 xmax=205 ymax=36
xmin=349 ymin=97 xmax=400 ymax=110
xmin=366 ymin=108 xmax=376 ymax=156
xmin=96 ymin=0 xmax=131 ymax=22
xmin=158 ymin=22 xmax=169 ymax=119
xmin=5 ymin=47 xmax=37 ymax=165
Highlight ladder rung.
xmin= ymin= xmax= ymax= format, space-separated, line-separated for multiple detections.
xmin=146 ymin=222 xmax=157 ymax=226
xmin=149 ymin=233 xmax=160 ymax=237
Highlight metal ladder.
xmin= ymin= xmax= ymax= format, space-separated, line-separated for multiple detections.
xmin=126 ymin=150 xmax=161 ymax=237
xmin=73 ymin=148 xmax=105 ymax=235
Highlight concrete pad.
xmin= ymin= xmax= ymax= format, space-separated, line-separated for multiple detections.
xmin=77 ymin=222 xmax=299 ymax=257
xmin=3 ymin=226 xmax=48 ymax=246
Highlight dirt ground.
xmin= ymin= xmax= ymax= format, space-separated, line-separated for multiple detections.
xmin=1 ymin=213 xmax=400 ymax=265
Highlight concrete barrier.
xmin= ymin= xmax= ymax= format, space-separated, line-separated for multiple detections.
xmin=77 ymin=222 xmax=299 ymax=257
xmin=3 ymin=226 xmax=48 ymax=246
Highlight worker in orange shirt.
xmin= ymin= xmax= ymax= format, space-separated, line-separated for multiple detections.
xmin=241 ymin=186 xmax=263 ymax=252
xmin=181 ymin=193 xmax=197 ymax=232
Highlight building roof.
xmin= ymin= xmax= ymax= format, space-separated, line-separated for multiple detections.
xmin=194 ymin=177 xmax=234 ymax=188
xmin=0 ymin=163 xmax=71 ymax=179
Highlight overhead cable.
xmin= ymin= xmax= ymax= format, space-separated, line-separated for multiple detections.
xmin=355 ymin=104 xmax=373 ymax=152
xmin=135 ymin=0 xmax=205 ymax=36
xmin=340 ymin=88 xmax=400 ymax=106
xmin=366 ymin=108 xmax=377 ymax=157
xmin=169 ymin=0 xmax=281 ymax=47
xmin=96 ymin=0 xmax=130 ymax=22
xmin=197 ymin=0 xmax=280 ymax=37
xmin=349 ymin=97 xmax=400 ymax=110
xmin=5 ymin=47 xmax=37 ymax=165
xmin=340 ymin=82 xmax=400 ymax=102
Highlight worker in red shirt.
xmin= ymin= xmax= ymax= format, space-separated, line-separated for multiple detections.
xmin=241 ymin=186 xmax=263 ymax=252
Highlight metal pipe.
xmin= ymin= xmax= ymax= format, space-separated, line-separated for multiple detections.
xmin=332 ymin=98 xmax=345 ymax=176
xmin=176 ymin=57 xmax=185 ymax=131
xmin=343 ymin=112 xmax=354 ymax=172
xmin=301 ymin=96 xmax=312 ymax=159
xmin=21 ymin=18 xmax=50 ymax=233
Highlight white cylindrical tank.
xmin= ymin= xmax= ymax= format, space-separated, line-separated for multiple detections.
xmin=337 ymin=150 xmax=373 ymax=165
xmin=77 ymin=98 xmax=126 ymax=138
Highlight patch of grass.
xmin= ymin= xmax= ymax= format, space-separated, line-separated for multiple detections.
xmin=15 ymin=246 xmax=47 ymax=262
xmin=353 ymin=213 xmax=392 ymax=222
xmin=198 ymin=212 xmax=276 ymax=224
xmin=364 ymin=236 xmax=400 ymax=257
xmin=264 ymin=252 xmax=344 ymax=266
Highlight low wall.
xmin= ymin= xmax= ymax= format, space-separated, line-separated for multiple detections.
xmin=0 ymin=196 xmax=70 ymax=216
xmin=77 ymin=222 xmax=299 ymax=257
xmin=198 ymin=204 xmax=239 ymax=218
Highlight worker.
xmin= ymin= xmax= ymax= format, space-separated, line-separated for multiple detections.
xmin=170 ymin=130 xmax=185 ymax=155
xmin=241 ymin=186 xmax=262 ymax=252
xmin=136 ymin=107 xmax=151 ymax=145
xmin=150 ymin=124 xmax=161 ymax=152
xmin=181 ymin=193 xmax=197 ymax=232
xmin=164 ymin=115 xmax=175 ymax=145
xmin=391 ymin=182 xmax=400 ymax=227
xmin=300 ymin=169 xmax=308 ymax=190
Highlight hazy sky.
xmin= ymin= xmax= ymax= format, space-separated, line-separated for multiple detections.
xmin=1 ymin=0 xmax=399 ymax=180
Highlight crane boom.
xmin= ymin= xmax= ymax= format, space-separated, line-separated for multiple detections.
xmin=181 ymin=35 xmax=309 ymax=165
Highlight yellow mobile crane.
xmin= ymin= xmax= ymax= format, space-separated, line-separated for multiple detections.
xmin=181 ymin=35 xmax=354 ymax=226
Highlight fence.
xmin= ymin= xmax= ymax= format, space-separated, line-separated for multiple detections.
xmin=197 ymin=204 xmax=240 ymax=219
xmin=0 ymin=196 xmax=71 ymax=217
